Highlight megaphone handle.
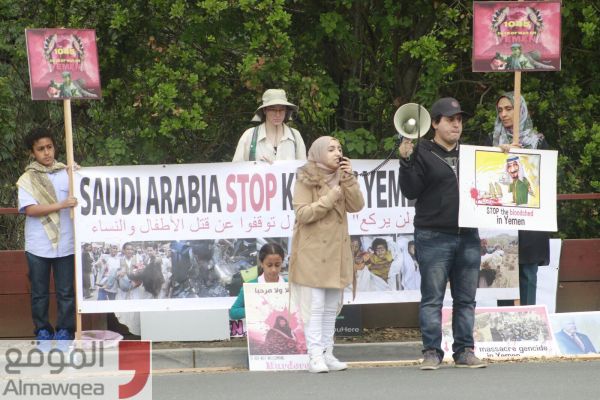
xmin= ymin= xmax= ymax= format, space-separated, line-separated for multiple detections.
xmin=411 ymin=139 xmax=420 ymax=166
xmin=398 ymin=137 xmax=415 ymax=160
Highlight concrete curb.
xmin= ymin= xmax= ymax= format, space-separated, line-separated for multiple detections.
xmin=152 ymin=341 xmax=423 ymax=370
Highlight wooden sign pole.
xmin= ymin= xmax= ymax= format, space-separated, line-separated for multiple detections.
xmin=512 ymin=70 xmax=521 ymax=146
xmin=63 ymin=98 xmax=82 ymax=339
xmin=511 ymin=0 xmax=525 ymax=308
xmin=511 ymin=0 xmax=526 ymax=147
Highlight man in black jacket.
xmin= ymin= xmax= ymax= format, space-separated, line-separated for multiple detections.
xmin=398 ymin=97 xmax=486 ymax=370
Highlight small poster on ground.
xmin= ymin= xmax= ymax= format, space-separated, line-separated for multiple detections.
xmin=441 ymin=305 xmax=557 ymax=360
xmin=458 ymin=145 xmax=558 ymax=232
xmin=25 ymin=28 xmax=101 ymax=100
xmin=548 ymin=312 xmax=600 ymax=356
xmin=244 ymin=282 xmax=308 ymax=371
xmin=472 ymin=1 xmax=561 ymax=72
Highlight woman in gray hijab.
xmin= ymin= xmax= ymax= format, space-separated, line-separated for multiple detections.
xmin=490 ymin=92 xmax=550 ymax=306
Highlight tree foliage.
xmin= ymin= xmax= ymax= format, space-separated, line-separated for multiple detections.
xmin=0 ymin=0 xmax=598 ymax=248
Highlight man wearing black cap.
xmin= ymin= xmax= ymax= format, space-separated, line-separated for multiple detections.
xmin=398 ymin=97 xmax=486 ymax=370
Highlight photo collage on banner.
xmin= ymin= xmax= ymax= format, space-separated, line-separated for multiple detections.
xmin=82 ymin=237 xmax=289 ymax=303
xmin=348 ymin=228 xmax=519 ymax=305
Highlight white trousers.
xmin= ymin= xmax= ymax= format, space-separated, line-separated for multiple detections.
xmin=305 ymin=288 xmax=340 ymax=357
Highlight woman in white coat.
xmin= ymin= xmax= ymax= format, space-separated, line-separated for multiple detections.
xmin=233 ymin=89 xmax=306 ymax=162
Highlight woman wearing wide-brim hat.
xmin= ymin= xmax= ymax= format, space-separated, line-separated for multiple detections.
xmin=233 ymin=89 xmax=306 ymax=162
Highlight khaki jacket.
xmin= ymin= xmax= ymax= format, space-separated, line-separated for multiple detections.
xmin=289 ymin=163 xmax=365 ymax=289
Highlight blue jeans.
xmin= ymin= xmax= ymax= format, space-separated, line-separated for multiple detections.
xmin=97 ymin=288 xmax=116 ymax=300
xmin=519 ymin=263 xmax=538 ymax=306
xmin=26 ymin=252 xmax=75 ymax=335
xmin=415 ymin=228 xmax=481 ymax=359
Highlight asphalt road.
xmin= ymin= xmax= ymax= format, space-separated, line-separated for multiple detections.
xmin=153 ymin=360 xmax=600 ymax=400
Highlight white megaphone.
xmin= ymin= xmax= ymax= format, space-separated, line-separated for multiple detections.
xmin=393 ymin=103 xmax=431 ymax=140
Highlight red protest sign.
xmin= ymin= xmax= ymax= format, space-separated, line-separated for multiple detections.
xmin=25 ymin=28 xmax=102 ymax=100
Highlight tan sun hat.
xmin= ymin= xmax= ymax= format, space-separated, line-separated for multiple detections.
xmin=251 ymin=89 xmax=298 ymax=122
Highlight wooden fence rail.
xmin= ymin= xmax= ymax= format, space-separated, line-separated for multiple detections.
xmin=1 ymin=195 xmax=598 ymax=336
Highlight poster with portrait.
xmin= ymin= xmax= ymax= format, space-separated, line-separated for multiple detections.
xmin=458 ymin=145 xmax=558 ymax=231
xmin=244 ymin=283 xmax=309 ymax=371
xmin=441 ymin=305 xmax=557 ymax=361
xmin=472 ymin=1 xmax=561 ymax=72
xmin=548 ymin=312 xmax=600 ymax=356
xmin=25 ymin=28 xmax=102 ymax=100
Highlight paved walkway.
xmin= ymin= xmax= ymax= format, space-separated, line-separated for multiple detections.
xmin=153 ymin=360 xmax=600 ymax=400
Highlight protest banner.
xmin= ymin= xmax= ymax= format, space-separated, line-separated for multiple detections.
xmin=75 ymin=159 xmax=520 ymax=313
xmin=472 ymin=1 xmax=561 ymax=72
xmin=458 ymin=145 xmax=558 ymax=231
xmin=441 ymin=305 xmax=556 ymax=360
xmin=244 ymin=283 xmax=308 ymax=371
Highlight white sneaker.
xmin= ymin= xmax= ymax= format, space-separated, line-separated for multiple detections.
xmin=323 ymin=348 xmax=347 ymax=371
xmin=308 ymin=355 xmax=329 ymax=373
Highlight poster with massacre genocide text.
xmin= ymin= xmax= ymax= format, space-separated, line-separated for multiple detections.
xmin=472 ymin=1 xmax=561 ymax=72
xmin=25 ymin=28 xmax=101 ymax=100
xmin=442 ymin=305 xmax=557 ymax=361
xmin=458 ymin=145 xmax=558 ymax=232
xmin=75 ymin=160 xmax=519 ymax=314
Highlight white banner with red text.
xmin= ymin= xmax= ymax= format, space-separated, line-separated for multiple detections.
xmin=75 ymin=160 xmax=517 ymax=313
